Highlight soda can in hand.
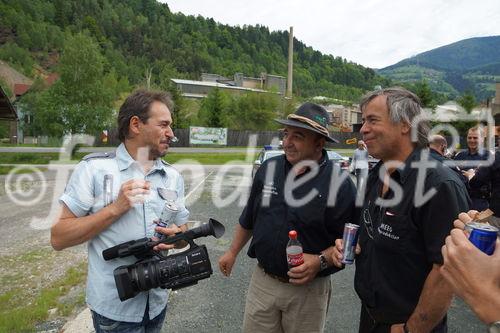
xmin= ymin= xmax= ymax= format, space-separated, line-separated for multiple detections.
xmin=341 ymin=223 xmax=360 ymax=264
xmin=467 ymin=223 xmax=498 ymax=255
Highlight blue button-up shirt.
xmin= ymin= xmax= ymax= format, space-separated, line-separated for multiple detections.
xmin=59 ymin=143 xmax=189 ymax=322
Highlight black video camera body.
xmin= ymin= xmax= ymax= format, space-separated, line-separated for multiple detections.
xmin=103 ymin=219 xmax=225 ymax=302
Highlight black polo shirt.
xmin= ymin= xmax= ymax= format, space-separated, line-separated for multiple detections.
xmin=470 ymin=151 xmax=500 ymax=216
xmin=454 ymin=149 xmax=490 ymax=171
xmin=429 ymin=148 xmax=468 ymax=185
xmin=354 ymin=148 xmax=470 ymax=324
xmin=240 ymin=150 xmax=357 ymax=278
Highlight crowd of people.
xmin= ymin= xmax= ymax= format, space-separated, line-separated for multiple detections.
xmin=50 ymin=87 xmax=498 ymax=333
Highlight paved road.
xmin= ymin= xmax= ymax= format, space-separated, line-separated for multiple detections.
xmin=0 ymin=165 xmax=486 ymax=332
xmin=0 ymin=146 xmax=258 ymax=153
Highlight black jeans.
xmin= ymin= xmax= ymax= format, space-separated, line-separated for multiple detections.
xmin=358 ymin=304 xmax=448 ymax=333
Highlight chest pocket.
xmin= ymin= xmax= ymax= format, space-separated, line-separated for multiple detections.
xmin=373 ymin=212 xmax=409 ymax=254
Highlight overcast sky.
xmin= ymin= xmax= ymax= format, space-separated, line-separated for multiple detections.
xmin=166 ymin=0 xmax=500 ymax=69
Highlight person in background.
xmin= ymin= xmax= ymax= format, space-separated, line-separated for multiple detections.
xmin=466 ymin=150 xmax=500 ymax=228
xmin=428 ymin=135 xmax=447 ymax=158
xmin=219 ymin=102 xmax=357 ymax=333
xmin=352 ymin=140 xmax=369 ymax=189
xmin=441 ymin=211 xmax=500 ymax=332
xmin=454 ymin=126 xmax=491 ymax=211
xmin=331 ymin=87 xmax=470 ymax=333
xmin=429 ymin=134 xmax=468 ymax=185
xmin=51 ymin=90 xmax=189 ymax=333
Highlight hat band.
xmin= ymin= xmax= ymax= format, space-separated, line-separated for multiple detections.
xmin=287 ymin=114 xmax=329 ymax=137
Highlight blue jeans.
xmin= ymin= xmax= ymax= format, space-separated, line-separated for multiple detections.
xmin=91 ymin=303 xmax=167 ymax=333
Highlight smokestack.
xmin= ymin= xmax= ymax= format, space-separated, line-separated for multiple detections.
xmin=287 ymin=26 xmax=293 ymax=98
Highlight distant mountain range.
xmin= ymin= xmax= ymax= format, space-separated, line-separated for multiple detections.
xmin=377 ymin=36 xmax=500 ymax=101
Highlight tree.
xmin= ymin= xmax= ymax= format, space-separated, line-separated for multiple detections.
xmin=413 ymin=80 xmax=435 ymax=108
xmin=198 ymin=88 xmax=229 ymax=127
xmin=457 ymin=91 xmax=476 ymax=113
xmin=30 ymin=33 xmax=115 ymax=137
xmin=227 ymin=92 xmax=280 ymax=130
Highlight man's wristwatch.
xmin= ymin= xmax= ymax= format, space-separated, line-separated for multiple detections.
xmin=489 ymin=321 xmax=500 ymax=333
xmin=319 ymin=253 xmax=328 ymax=271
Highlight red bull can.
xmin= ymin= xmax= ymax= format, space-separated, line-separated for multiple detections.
xmin=341 ymin=223 xmax=360 ymax=264
xmin=467 ymin=223 xmax=498 ymax=255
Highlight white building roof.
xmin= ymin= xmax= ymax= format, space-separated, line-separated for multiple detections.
xmin=171 ymin=78 xmax=268 ymax=93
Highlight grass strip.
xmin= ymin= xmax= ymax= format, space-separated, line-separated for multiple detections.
xmin=0 ymin=260 xmax=87 ymax=332
xmin=0 ymin=149 xmax=354 ymax=168
xmin=0 ymin=152 xmax=257 ymax=166
xmin=164 ymin=152 xmax=256 ymax=165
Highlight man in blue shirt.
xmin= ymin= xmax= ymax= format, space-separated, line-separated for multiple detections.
xmin=51 ymin=90 xmax=189 ymax=333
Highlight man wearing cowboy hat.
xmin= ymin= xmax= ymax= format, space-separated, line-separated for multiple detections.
xmin=219 ymin=102 xmax=357 ymax=333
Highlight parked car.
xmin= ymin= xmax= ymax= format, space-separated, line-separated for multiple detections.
xmin=326 ymin=150 xmax=350 ymax=171
xmin=252 ymin=147 xmax=285 ymax=177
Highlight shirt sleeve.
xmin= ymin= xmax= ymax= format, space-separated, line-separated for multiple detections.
xmin=420 ymin=180 xmax=470 ymax=264
xmin=59 ymin=161 xmax=95 ymax=217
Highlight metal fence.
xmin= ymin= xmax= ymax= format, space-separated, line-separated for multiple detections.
xmin=103 ymin=128 xmax=364 ymax=148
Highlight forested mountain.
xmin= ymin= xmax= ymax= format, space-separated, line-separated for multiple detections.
xmin=378 ymin=36 xmax=500 ymax=101
xmin=0 ymin=0 xmax=388 ymax=101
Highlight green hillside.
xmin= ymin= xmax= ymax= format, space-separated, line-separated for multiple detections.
xmin=0 ymin=0 xmax=388 ymax=101
xmin=378 ymin=36 xmax=500 ymax=101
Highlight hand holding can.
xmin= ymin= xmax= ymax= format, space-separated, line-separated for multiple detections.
xmin=465 ymin=222 xmax=498 ymax=255
xmin=341 ymin=223 xmax=360 ymax=264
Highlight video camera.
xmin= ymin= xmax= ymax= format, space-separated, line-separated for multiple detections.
xmin=102 ymin=218 xmax=225 ymax=301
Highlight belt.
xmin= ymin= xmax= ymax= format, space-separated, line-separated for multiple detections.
xmin=257 ymin=263 xmax=289 ymax=283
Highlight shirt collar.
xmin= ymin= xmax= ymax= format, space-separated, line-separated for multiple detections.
xmin=392 ymin=148 xmax=423 ymax=184
xmin=116 ymin=143 xmax=166 ymax=174
xmin=284 ymin=149 xmax=329 ymax=173
xmin=467 ymin=148 xmax=487 ymax=157
xmin=116 ymin=143 xmax=135 ymax=171
xmin=372 ymin=148 xmax=422 ymax=185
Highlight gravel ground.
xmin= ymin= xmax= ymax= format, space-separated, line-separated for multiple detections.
xmin=0 ymin=167 xmax=487 ymax=333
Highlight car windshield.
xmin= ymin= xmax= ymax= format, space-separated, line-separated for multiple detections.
xmin=264 ymin=151 xmax=284 ymax=161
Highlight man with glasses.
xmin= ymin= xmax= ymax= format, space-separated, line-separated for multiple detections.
xmin=332 ymin=88 xmax=469 ymax=333
xmin=219 ymin=102 xmax=357 ymax=333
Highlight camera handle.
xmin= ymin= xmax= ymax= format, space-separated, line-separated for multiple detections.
xmin=149 ymin=237 xmax=199 ymax=261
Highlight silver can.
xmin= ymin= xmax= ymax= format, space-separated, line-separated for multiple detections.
xmin=154 ymin=201 xmax=179 ymax=239
xmin=341 ymin=223 xmax=360 ymax=264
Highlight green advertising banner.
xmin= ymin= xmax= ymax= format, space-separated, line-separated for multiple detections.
xmin=189 ymin=126 xmax=228 ymax=145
